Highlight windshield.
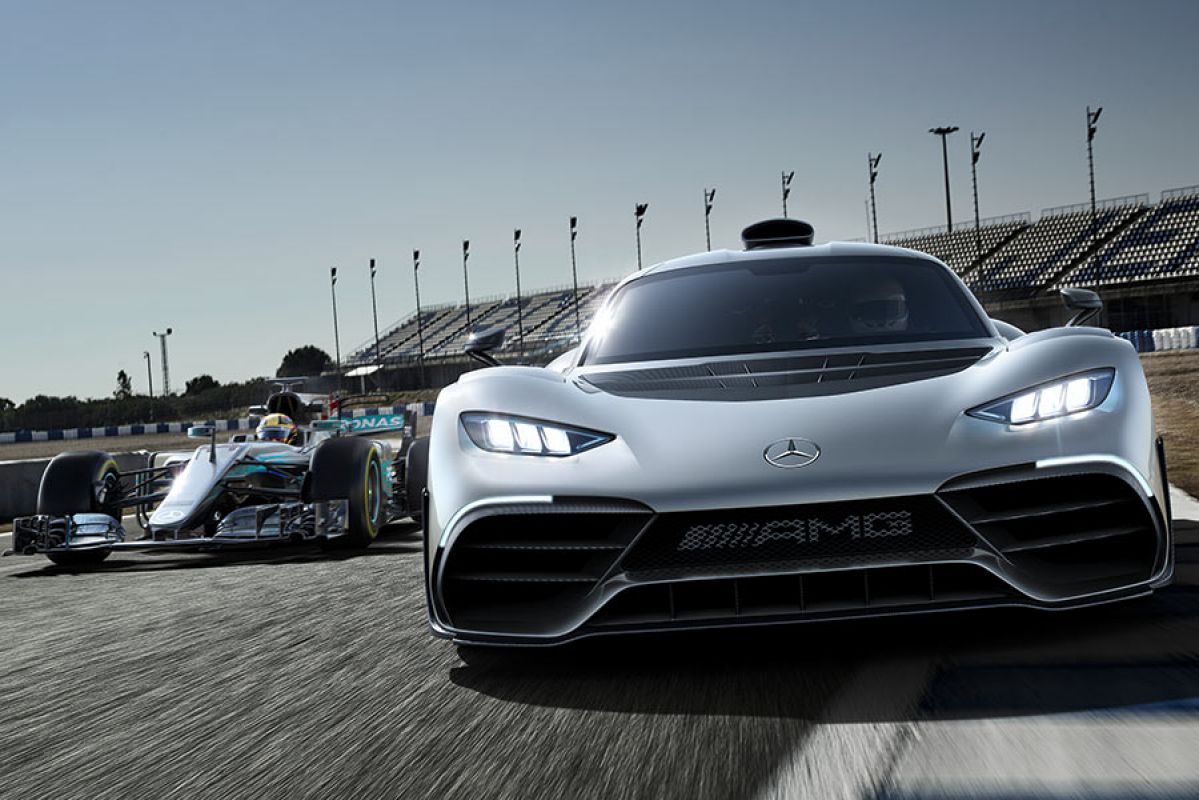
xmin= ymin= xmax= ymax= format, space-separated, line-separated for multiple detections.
xmin=582 ymin=256 xmax=990 ymax=366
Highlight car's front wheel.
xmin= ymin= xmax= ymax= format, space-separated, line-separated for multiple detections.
xmin=307 ymin=437 xmax=386 ymax=548
xmin=37 ymin=451 xmax=123 ymax=567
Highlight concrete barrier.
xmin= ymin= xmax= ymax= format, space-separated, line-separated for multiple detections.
xmin=0 ymin=452 xmax=149 ymax=522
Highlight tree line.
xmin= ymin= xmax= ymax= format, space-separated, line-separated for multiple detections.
xmin=0 ymin=346 xmax=332 ymax=433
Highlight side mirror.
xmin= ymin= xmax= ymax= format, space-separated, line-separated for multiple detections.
xmin=248 ymin=405 xmax=268 ymax=416
xmin=1059 ymin=287 xmax=1103 ymax=327
xmin=464 ymin=326 xmax=505 ymax=367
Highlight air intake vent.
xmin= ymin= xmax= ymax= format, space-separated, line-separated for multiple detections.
xmin=580 ymin=346 xmax=990 ymax=402
xmin=742 ymin=218 xmax=815 ymax=249
xmin=440 ymin=500 xmax=652 ymax=635
xmin=588 ymin=564 xmax=1014 ymax=629
xmin=939 ymin=472 xmax=1157 ymax=597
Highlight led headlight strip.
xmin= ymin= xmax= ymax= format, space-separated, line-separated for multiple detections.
xmin=967 ymin=368 xmax=1115 ymax=425
xmin=461 ymin=413 xmax=613 ymax=456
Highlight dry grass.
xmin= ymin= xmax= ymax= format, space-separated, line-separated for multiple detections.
xmin=0 ymin=433 xmax=199 ymax=462
xmin=1141 ymin=350 xmax=1199 ymax=497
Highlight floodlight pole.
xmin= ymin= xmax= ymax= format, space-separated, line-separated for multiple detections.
xmin=369 ymin=258 xmax=381 ymax=367
xmin=1087 ymin=105 xmax=1103 ymax=251
xmin=970 ymin=131 xmax=986 ymax=258
xmin=143 ymin=350 xmax=153 ymax=399
xmin=329 ymin=268 xmax=341 ymax=390
xmin=868 ymin=152 xmax=882 ymax=243
xmin=462 ymin=240 xmax=472 ymax=327
xmin=152 ymin=328 xmax=173 ymax=396
xmin=781 ymin=171 xmax=795 ymax=217
xmin=513 ymin=229 xmax=525 ymax=357
xmin=413 ymin=250 xmax=426 ymax=386
xmin=634 ymin=203 xmax=648 ymax=270
xmin=569 ymin=216 xmax=581 ymax=338
xmin=703 ymin=188 xmax=716 ymax=251
xmin=929 ymin=126 xmax=959 ymax=232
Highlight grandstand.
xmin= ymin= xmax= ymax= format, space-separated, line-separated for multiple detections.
xmin=345 ymin=278 xmax=620 ymax=367
xmin=882 ymin=213 xmax=1030 ymax=275
xmin=347 ymin=185 xmax=1199 ymax=371
xmin=966 ymin=196 xmax=1148 ymax=294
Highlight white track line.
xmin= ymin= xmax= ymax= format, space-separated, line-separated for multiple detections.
xmin=754 ymin=657 xmax=935 ymax=800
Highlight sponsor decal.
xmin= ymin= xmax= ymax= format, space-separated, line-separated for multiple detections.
xmin=347 ymin=414 xmax=405 ymax=432
xmin=677 ymin=511 xmax=912 ymax=551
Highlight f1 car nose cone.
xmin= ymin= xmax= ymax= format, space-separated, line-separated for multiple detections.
xmin=763 ymin=437 xmax=821 ymax=469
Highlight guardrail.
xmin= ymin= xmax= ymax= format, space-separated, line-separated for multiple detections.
xmin=882 ymin=213 xmax=1032 ymax=242
xmin=1042 ymin=194 xmax=1149 ymax=218
xmin=1162 ymin=185 xmax=1199 ymax=202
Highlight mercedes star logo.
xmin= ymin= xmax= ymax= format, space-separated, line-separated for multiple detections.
xmin=763 ymin=437 xmax=821 ymax=469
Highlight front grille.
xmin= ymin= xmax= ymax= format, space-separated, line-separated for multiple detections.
xmin=620 ymin=496 xmax=978 ymax=578
xmin=588 ymin=563 xmax=1014 ymax=629
xmin=580 ymin=346 xmax=990 ymax=401
xmin=440 ymin=501 xmax=651 ymax=635
xmin=940 ymin=472 xmax=1158 ymax=596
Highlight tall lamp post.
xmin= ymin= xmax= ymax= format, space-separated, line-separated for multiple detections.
xmin=143 ymin=350 xmax=153 ymax=399
xmin=569 ymin=216 xmax=581 ymax=339
xmin=1086 ymin=105 xmax=1103 ymax=251
xmin=781 ymin=171 xmax=795 ymax=217
xmin=970 ymin=131 xmax=986 ymax=258
xmin=703 ymin=188 xmax=716 ymax=251
xmin=152 ymin=328 xmax=173 ymax=396
xmin=513 ymin=229 xmax=525 ymax=357
xmin=634 ymin=203 xmax=649 ymax=270
xmin=413 ymin=250 xmax=426 ymax=386
xmin=929 ymin=125 xmax=959 ymax=231
xmin=867 ymin=152 xmax=882 ymax=243
xmin=329 ymin=267 xmax=341 ymax=390
xmin=462 ymin=240 xmax=472 ymax=327
xmin=368 ymin=258 xmax=381 ymax=367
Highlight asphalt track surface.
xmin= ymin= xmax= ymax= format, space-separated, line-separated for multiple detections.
xmin=6 ymin=508 xmax=1199 ymax=799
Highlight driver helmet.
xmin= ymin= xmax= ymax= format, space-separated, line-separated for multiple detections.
xmin=256 ymin=413 xmax=299 ymax=445
xmin=849 ymin=276 xmax=909 ymax=334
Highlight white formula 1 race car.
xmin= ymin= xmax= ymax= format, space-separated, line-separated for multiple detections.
xmin=6 ymin=387 xmax=422 ymax=567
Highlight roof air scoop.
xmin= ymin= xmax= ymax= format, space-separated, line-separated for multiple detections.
xmin=741 ymin=218 xmax=816 ymax=250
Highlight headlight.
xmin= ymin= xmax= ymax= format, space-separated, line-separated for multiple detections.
xmin=461 ymin=413 xmax=614 ymax=456
xmin=967 ymin=368 xmax=1115 ymax=425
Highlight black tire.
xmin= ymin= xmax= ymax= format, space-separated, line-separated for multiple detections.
xmin=405 ymin=437 xmax=429 ymax=525
xmin=307 ymin=437 xmax=385 ymax=549
xmin=37 ymin=451 xmax=121 ymax=566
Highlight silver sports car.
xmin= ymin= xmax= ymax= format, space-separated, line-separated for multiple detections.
xmin=417 ymin=218 xmax=1173 ymax=646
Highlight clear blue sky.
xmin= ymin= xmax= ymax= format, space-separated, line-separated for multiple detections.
xmin=2 ymin=0 xmax=1197 ymax=402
